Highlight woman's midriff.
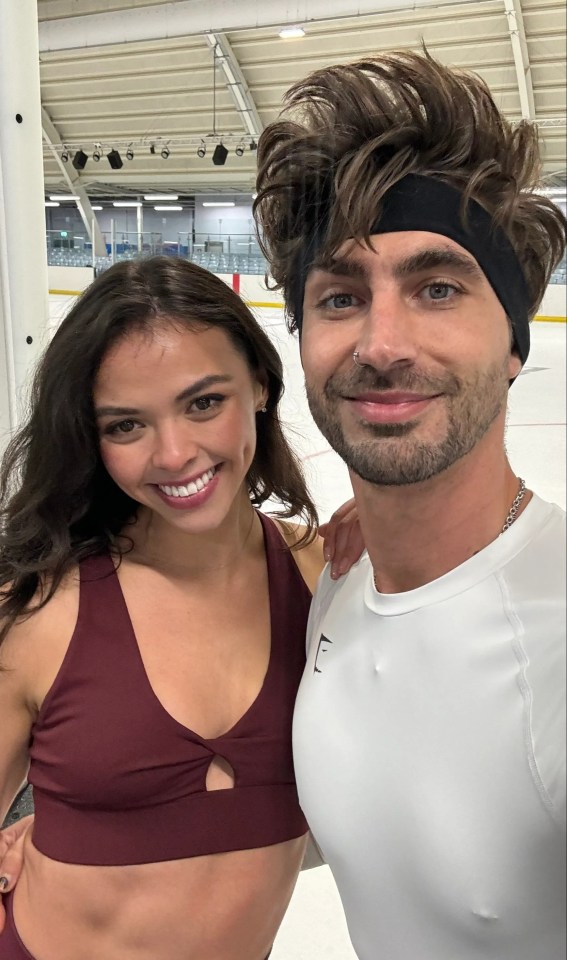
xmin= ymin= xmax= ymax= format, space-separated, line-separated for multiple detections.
xmin=13 ymin=832 xmax=309 ymax=960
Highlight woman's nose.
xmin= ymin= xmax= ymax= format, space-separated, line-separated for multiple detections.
xmin=151 ymin=422 xmax=198 ymax=473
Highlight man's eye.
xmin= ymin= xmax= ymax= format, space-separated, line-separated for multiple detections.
xmin=425 ymin=283 xmax=458 ymax=301
xmin=321 ymin=293 xmax=361 ymax=310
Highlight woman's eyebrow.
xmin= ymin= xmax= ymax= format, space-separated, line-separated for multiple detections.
xmin=95 ymin=375 xmax=234 ymax=418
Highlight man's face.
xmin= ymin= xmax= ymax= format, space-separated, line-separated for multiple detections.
xmin=301 ymin=232 xmax=522 ymax=486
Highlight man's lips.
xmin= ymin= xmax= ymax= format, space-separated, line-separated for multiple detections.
xmin=353 ymin=391 xmax=440 ymax=404
xmin=347 ymin=391 xmax=442 ymax=424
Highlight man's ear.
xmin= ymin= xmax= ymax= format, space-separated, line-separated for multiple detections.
xmin=508 ymin=348 xmax=523 ymax=381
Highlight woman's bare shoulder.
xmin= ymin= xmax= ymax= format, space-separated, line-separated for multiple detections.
xmin=270 ymin=518 xmax=324 ymax=594
xmin=0 ymin=567 xmax=80 ymax=707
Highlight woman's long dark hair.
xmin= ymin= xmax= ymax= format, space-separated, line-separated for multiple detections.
xmin=0 ymin=256 xmax=318 ymax=647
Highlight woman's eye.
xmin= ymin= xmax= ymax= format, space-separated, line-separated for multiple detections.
xmin=191 ymin=395 xmax=223 ymax=413
xmin=106 ymin=419 xmax=140 ymax=435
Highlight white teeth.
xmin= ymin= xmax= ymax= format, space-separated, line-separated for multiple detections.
xmin=158 ymin=468 xmax=215 ymax=499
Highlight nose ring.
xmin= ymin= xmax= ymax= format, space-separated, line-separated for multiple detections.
xmin=353 ymin=350 xmax=363 ymax=366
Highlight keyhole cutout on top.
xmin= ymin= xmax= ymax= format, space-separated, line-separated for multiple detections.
xmin=206 ymin=755 xmax=236 ymax=792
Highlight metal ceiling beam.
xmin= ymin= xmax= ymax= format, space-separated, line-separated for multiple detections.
xmin=204 ymin=32 xmax=263 ymax=139
xmin=503 ymin=0 xmax=536 ymax=120
xmin=41 ymin=106 xmax=107 ymax=256
xmin=38 ymin=0 xmax=483 ymax=52
xmin=44 ymin=172 xmax=256 ymax=191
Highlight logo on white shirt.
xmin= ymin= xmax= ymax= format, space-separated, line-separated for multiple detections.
xmin=314 ymin=633 xmax=333 ymax=674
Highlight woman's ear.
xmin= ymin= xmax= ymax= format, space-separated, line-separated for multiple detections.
xmin=254 ymin=373 xmax=269 ymax=413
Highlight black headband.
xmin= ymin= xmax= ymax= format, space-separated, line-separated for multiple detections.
xmin=291 ymin=174 xmax=530 ymax=365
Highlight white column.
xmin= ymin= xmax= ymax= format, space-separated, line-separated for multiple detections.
xmin=0 ymin=0 xmax=49 ymax=443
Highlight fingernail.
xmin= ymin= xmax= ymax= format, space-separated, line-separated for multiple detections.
xmin=324 ymin=548 xmax=331 ymax=562
xmin=0 ymin=877 xmax=9 ymax=891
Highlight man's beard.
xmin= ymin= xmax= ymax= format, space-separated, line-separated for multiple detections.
xmin=305 ymin=361 xmax=509 ymax=486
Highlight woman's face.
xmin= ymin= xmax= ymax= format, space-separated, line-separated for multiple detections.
xmin=93 ymin=321 xmax=267 ymax=536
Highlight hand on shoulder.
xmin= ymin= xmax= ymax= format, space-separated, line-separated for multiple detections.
xmin=271 ymin=497 xmax=365 ymax=591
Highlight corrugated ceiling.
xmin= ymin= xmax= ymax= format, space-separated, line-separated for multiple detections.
xmin=37 ymin=0 xmax=566 ymax=199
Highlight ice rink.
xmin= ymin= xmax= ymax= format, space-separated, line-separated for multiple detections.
xmin=48 ymin=294 xmax=566 ymax=960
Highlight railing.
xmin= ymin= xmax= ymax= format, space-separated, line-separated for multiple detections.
xmin=549 ymin=255 xmax=566 ymax=284
xmin=45 ymin=231 xmax=566 ymax=284
xmin=45 ymin=230 xmax=268 ymax=275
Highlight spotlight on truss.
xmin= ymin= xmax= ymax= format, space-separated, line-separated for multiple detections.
xmin=197 ymin=140 xmax=206 ymax=159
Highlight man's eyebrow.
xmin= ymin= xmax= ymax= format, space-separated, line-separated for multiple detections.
xmin=310 ymin=256 xmax=370 ymax=282
xmin=95 ymin=374 xmax=234 ymax=418
xmin=309 ymin=247 xmax=483 ymax=283
xmin=392 ymin=247 xmax=483 ymax=280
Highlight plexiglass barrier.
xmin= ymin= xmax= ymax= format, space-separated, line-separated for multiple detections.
xmin=45 ymin=230 xmax=269 ymax=275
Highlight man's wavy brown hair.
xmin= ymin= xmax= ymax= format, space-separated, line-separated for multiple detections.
xmin=254 ymin=49 xmax=566 ymax=332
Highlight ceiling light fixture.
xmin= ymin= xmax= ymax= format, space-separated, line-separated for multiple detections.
xmin=45 ymin=201 xmax=60 ymax=207
xmin=197 ymin=140 xmax=206 ymax=158
xmin=113 ymin=201 xmax=143 ymax=207
xmin=49 ymin=194 xmax=79 ymax=201
xmin=91 ymin=205 xmax=103 ymax=211
xmin=202 ymin=201 xmax=235 ymax=207
xmin=161 ymin=145 xmax=170 ymax=159
xmin=61 ymin=148 xmax=69 ymax=162
xmin=126 ymin=144 xmax=134 ymax=160
xmin=93 ymin=145 xmax=102 ymax=162
xmin=235 ymin=143 xmax=245 ymax=157
xmin=144 ymin=194 xmax=179 ymax=201
xmin=279 ymin=26 xmax=306 ymax=39
xmin=154 ymin=205 xmax=183 ymax=211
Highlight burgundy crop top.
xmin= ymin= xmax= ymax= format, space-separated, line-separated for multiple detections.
xmin=28 ymin=512 xmax=311 ymax=865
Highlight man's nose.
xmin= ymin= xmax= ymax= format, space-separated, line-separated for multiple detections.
xmin=353 ymin=291 xmax=419 ymax=370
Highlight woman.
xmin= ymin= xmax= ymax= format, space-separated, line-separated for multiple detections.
xmin=0 ymin=257 xmax=356 ymax=960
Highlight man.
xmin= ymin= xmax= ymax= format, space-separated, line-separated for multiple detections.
xmin=254 ymin=50 xmax=566 ymax=959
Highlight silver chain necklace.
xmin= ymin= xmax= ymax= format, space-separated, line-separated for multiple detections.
xmin=372 ymin=477 xmax=527 ymax=591
xmin=501 ymin=477 xmax=527 ymax=533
